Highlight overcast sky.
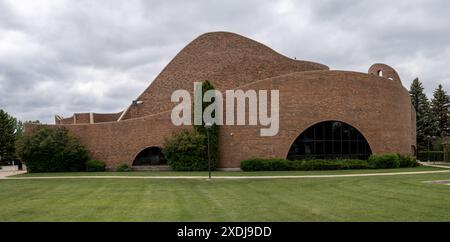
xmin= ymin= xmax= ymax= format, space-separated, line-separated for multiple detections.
xmin=1 ymin=0 xmax=450 ymax=123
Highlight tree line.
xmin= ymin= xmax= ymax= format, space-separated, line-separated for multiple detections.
xmin=0 ymin=109 xmax=39 ymax=166
xmin=409 ymin=78 xmax=450 ymax=151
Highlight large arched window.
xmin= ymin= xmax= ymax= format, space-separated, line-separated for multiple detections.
xmin=133 ymin=147 xmax=167 ymax=166
xmin=287 ymin=121 xmax=372 ymax=160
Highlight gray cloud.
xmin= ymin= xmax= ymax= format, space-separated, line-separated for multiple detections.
xmin=1 ymin=0 xmax=449 ymax=123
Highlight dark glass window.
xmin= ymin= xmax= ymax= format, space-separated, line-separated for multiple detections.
xmin=133 ymin=147 xmax=167 ymax=166
xmin=324 ymin=122 xmax=332 ymax=140
xmin=287 ymin=121 xmax=372 ymax=160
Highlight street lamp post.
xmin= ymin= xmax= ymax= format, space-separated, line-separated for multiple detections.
xmin=205 ymin=123 xmax=213 ymax=180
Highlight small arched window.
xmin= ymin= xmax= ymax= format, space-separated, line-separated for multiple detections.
xmin=133 ymin=147 xmax=167 ymax=166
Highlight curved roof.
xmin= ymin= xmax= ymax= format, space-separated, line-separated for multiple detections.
xmin=120 ymin=31 xmax=329 ymax=120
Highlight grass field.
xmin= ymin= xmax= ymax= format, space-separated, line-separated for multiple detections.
xmin=1 ymin=167 xmax=450 ymax=221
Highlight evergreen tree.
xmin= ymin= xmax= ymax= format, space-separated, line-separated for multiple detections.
xmin=409 ymin=78 xmax=437 ymax=150
xmin=193 ymin=80 xmax=219 ymax=168
xmin=431 ymin=84 xmax=450 ymax=137
xmin=0 ymin=109 xmax=17 ymax=165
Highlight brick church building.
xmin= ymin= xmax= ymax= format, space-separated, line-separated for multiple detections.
xmin=27 ymin=32 xmax=416 ymax=169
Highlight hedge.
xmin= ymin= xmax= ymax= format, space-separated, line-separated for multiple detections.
xmin=240 ymin=158 xmax=291 ymax=171
xmin=417 ymin=151 xmax=444 ymax=162
xmin=290 ymin=159 xmax=369 ymax=171
xmin=240 ymin=158 xmax=369 ymax=171
xmin=241 ymin=154 xmax=419 ymax=171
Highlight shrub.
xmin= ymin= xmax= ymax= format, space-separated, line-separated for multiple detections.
xmin=339 ymin=159 xmax=370 ymax=169
xmin=17 ymin=127 xmax=89 ymax=173
xmin=289 ymin=159 xmax=369 ymax=171
xmin=116 ymin=163 xmax=131 ymax=172
xmin=398 ymin=154 xmax=420 ymax=167
xmin=368 ymin=153 xmax=400 ymax=169
xmin=86 ymin=160 xmax=106 ymax=172
xmin=163 ymin=130 xmax=210 ymax=171
xmin=241 ymin=158 xmax=369 ymax=171
xmin=241 ymin=154 xmax=418 ymax=171
xmin=240 ymin=158 xmax=290 ymax=171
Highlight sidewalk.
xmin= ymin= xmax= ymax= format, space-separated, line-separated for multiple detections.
xmin=4 ymin=169 xmax=450 ymax=180
xmin=419 ymin=162 xmax=450 ymax=169
xmin=0 ymin=170 xmax=27 ymax=179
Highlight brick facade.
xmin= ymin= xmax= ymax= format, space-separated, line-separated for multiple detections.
xmin=26 ymin=31 xmax=416 ymax=169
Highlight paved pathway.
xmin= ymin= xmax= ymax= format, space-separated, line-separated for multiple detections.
xmin=420 ymin=163 xmax=450 ymax=169
xmin=3 ymin=169 xmax=450 ymax=180
xmin=0 ymin=170 xmax=27 ymax=179
xmin=2 ymin=163 xmax=449 ymax=181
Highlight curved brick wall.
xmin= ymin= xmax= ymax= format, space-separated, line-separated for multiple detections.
xmin=26 ymin=32 xmax=415 ymax=169
xmin=218 ymin=70 xmax=415 ymax=167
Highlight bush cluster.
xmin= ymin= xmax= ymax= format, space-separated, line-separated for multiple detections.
xmin=86 ymin=160 xmax=106 ymax=172
xmin=292 ymin=159 xmax=369 ymax=171
xmin=240 ymin=158 xmax=290 ymax=171
xmin=163 ymin=130 xmax=210 ymax=171
xmin=17 ymin=127 xmax=89 ymax=173
xmin=367 ymin=153 xmax=401 ymax=169
xmin=241 ymin=153 xmax=420 ymax=171
xmin=367 ymin=153 xmax=419 ymax=168
xmin=116 ymin=163 xmax=131 ymax=172
xmin=241 ymin=158 xmax=369 ymax=171
xmin=398 ymin=154 xmax=420 ymax=167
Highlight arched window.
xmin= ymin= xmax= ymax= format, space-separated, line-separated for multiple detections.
xmin=133 ymin=147 xmax=167 ymax=166
xmin=287 ymin=121 xmax=372 ymax=160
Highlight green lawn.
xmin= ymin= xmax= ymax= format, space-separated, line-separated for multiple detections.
xmin=13 ymin=166 xmax=443 ymax=177
xmin=1 ymin=168 xmax=450 ymax=221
